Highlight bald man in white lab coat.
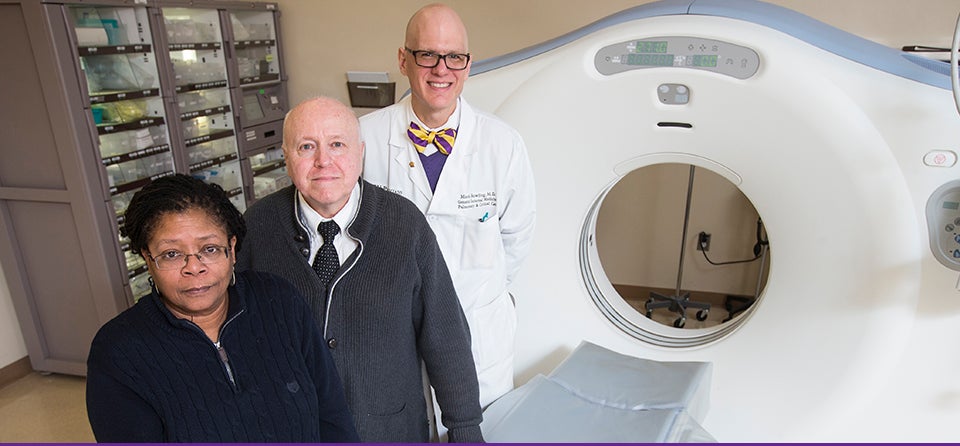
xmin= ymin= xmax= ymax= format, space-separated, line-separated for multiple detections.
xmin=360 ymin=3 xmax=536 ymax=418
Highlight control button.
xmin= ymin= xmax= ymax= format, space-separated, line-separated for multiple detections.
xmin=948 ymin=224 xmax=956 ymax=232
xmin=658 ymin=84 xmax=690 ymax=105
xmin=327 ymin=338 xmax=337 ymax=349
xmin=923 ymin=150 xmax=958 ymax=167
xmin=954 ymin=234 xmax=960 ymax=244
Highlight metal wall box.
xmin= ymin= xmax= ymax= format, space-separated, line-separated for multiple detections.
xmin=347 ymin=81 xmax=395 ymax=108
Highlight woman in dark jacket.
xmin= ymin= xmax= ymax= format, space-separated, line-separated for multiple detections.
xmin=85 ymin=174 xmax=359 ymax=442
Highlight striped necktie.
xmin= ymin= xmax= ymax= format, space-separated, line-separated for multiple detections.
xmin=407 ymin=122 xmax=456 ymax=155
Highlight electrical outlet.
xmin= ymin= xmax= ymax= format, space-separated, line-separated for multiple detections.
xmin=697 ymin=232 xmax=711 ymax=251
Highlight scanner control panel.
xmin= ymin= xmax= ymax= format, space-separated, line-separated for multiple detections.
xmin=595 ymin=36 xmax=760 ymax=79
xmin=926 ymin=180 xmax=960 ymax=271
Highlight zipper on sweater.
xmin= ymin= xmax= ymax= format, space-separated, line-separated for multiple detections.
xmin=211 ymin=309 xmax=244 ymax=392
xmin=214 ymin=341 xmax=237 ymax=390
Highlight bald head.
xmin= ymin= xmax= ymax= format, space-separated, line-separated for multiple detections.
xmin=404 ymin=3 xmax=469 ymax=52
xmin=282 ymin=96 xmax=364 ymax=218
xmin=400 ymin=3 xmax=471 ymax=127
xmin=283 ymin=96 xmax=359 ymax=149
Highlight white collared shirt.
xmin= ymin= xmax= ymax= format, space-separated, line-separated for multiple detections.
xmin=407 ymin=98 xmax=461 ymax=157
xmin=296 ymin=183 xmax=360 ymax=266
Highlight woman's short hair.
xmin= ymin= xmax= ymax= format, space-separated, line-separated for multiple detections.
xmin=121 ymin=174 xmax=246 ymax=258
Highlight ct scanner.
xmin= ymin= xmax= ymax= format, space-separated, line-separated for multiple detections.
xmin=462 ymin=0 xmax=960 ymax=442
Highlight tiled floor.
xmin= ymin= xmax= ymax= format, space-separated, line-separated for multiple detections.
xmin=0 ymin=372 xmax=94 ymax=442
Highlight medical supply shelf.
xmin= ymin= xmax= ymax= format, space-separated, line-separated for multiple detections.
xmin=0 ymin=0 xmax=288 ymax=376
xmin=72 ymin=2 xmax=178 ymax=322
xmin=243 ymin=143 xmax=289 ymax=202
xmin=162 ymin=5 xmax=248 ymax=213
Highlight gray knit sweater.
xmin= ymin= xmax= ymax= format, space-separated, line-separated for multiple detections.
xmin=237 ymin=181 xmax=483 ymax=443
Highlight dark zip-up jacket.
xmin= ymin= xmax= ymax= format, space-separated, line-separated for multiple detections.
xmin=86 ymin=270 xmax=359 ymax=442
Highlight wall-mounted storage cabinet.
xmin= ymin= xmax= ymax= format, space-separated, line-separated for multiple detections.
xmin=0 ymin=0 xmax=288 ymax=376
xmin=162 ymin=6 xmax=247 ymax=215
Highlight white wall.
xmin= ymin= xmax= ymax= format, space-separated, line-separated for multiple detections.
xmin=0 ymin=261 xmax=28 ymax=369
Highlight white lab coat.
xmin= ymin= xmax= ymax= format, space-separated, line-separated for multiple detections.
xmin=360 ymin=96 xmax=536 ymax=408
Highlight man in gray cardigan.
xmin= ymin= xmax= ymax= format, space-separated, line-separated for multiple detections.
xmin=236 ymin=96 xmax=483 ymax=442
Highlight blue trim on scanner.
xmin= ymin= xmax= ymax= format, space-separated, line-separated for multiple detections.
xmin=470 ymin=0 xmax=950 ymax=90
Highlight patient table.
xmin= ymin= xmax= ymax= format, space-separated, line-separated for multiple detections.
xmin=481 ymin=341 xmax=715 ymax=442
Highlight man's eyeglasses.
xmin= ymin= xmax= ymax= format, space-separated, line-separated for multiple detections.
xmin=405 ymin=48 xmax=471 ymax=71
xmin=147 ymin=245 xmax=231 ymax=270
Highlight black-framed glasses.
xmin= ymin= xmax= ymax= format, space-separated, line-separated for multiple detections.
xmin=147 ymin=245 xmax=230 ymax=270
xmin=405 ymin=47 xmax=471 ymax=70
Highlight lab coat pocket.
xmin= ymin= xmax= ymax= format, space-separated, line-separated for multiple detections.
xmin=460 ymin=210 xmax=500 ymax=270
xmin=470 ymin=291 xmax=517 ymax=371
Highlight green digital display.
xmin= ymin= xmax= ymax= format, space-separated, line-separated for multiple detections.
xmin=627 ymin=53 xmax=675 ymax=67
xmin=692 ymin=55 xmax=718 ymax=67
xmin=635 ymin=40 xmax=668 ymax=53
xmin=944 ymin=201 xmax=960 ymax=210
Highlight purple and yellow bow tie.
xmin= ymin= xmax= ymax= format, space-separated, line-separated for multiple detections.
xmin=407 ymin=122 xmax=456 ymax=156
